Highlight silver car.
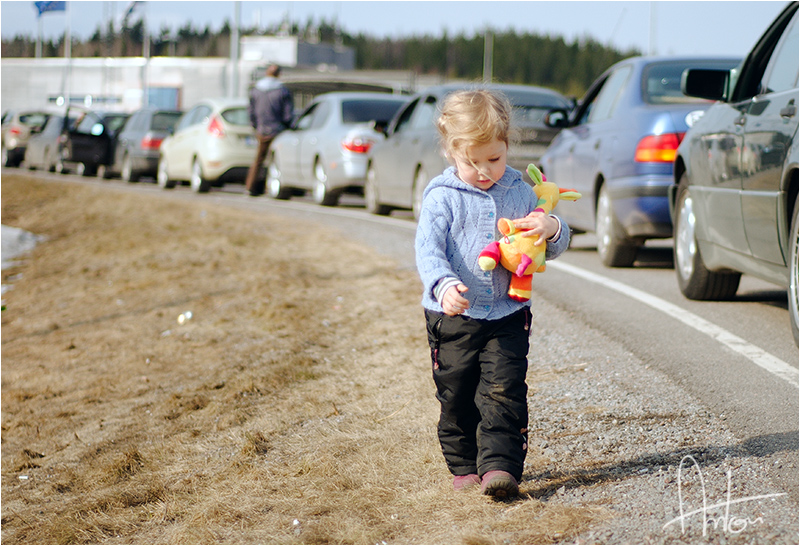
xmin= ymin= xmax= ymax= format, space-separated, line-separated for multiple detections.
xmin=364 ymin=83 xmax=572 ymax=219
xmin=266 ymin=92 xmax=408 ymax=206
xmin=670 ymin=2 xmax=799 ymax=342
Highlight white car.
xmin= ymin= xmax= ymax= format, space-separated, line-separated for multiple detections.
xmin=157 ymin=98 xmax=256 ymax=192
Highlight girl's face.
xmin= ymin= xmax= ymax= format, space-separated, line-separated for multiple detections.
xmin=452 ymin=138 xmax=508 ymax=191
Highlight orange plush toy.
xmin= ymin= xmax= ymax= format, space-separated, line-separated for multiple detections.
xmin=478 ymin=164 xmax=581 ymax=302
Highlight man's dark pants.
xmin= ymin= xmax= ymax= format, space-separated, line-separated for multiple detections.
xmin=424 ymin=308 xmax=530 ymax=480
xmin=245 ymin=134 xmax=275 ymax=195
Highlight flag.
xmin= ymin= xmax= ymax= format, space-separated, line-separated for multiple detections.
xmin=33 ymin=1 xmax=66 ymax=17
xmin=122 ymin=1 xmax=143 ymax=25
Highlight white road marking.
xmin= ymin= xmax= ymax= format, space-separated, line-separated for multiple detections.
xmin=548 ymin=260 xmax=799 ymax=388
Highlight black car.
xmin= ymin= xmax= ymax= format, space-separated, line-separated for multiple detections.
xmin=61 ymin=108 xmax=130 ymax=176
xmin=671 ymin=1 xmax=799 ymax=342
xmin=107 ymin=107 xmax=182 ymax=182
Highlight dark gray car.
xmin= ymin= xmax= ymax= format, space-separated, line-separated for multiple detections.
xmin=107 ymin=107 xmax=182 ymax=182
xmin=364 ymin=83 xmax=572 ymax=220
xmin=671 ymin=2 xmax=798 ymax=343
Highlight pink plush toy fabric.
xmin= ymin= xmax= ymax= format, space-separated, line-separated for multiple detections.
xmin=478 ymin=164 xmax=581 ymax=301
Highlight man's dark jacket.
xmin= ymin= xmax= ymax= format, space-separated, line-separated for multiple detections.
xmin=248 ymin=76 xmax=293 ymax=137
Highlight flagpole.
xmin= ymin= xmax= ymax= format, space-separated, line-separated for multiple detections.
xmin=142 ymin=2 xmax=149 ymax=107
xmin=36 ymin=15 xmax=43 ymax=58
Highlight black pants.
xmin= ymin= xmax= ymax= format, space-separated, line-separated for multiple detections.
xmin=245 ymin=134 xmax=275 ymax=195
xmin=425 ymin=308 xmax=531 ymax=480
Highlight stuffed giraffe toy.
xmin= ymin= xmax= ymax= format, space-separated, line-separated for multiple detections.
xmin=478 ymin=164 xmax=581 ymax=302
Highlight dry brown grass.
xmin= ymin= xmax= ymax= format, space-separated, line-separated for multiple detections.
xmin=1 ymin=174 xmax=609 ymax=544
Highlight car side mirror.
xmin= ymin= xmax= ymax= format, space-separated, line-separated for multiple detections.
xmin=544 ymin=109 xmax=570 ymax=128
xmin=681 ymin=68 xmax=729 ymax=101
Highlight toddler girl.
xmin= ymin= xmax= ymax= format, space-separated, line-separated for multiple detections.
xmin=414 ymin=88 xmax=570 ymax=497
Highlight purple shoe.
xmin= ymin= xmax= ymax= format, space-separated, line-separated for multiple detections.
xmin=453 ymin=473 xmax=481 ymax=491
xmin=480 ymin=470 xmax=519 ymax=498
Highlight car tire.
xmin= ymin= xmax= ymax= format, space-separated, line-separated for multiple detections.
xmin=157 ymin=157 xmax=176 ymax=189
xmin=190 ymin=158 xmax=211 ymax=193
xmin=596 ymin=183 xmax=638 ymax=267
xmin=121 ymin=154 xmax=139 ymax=183
xmin=312 ymin=159 xmax=339 ymax=206
xmin=364 ymin=164 xmax=391 ymax=216
xmin=789 ymin=194 xmax=799 ymax=344
xmin=96 ymin=164 xmax=111 ymax=179
xmin=54 ymin=151 xmax=68 ymax=174
xmin=412 ymin=167 xmax=428 ymax=221
xmin=266 ymin=156 xmax=291 ymax=200
xmin=673 ymin=173 xmax=740 ymax=300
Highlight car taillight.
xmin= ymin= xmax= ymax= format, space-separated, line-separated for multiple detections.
xmin=634 ymin=133 xmax=685 ymax=163
xmin=9 ymin=126 xmax=21 ymax=136
xmin=141 ymin=135 xmax=163 ymax=150
xmin=207 ymin=115 xmax=225 ymax=138
xmin=342 ymin=137 xmax=372 ymax=154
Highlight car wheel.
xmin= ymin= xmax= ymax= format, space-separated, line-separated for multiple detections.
xmin=364 ymin=164 xmax=391 ymax=215
xmin=412 ymin=167 xmax=428 ymax=221
xmin=96 ymin=164 xmax=110 ymax=179
xmin=121 ymin=154 xmax=139 ymax=182
xmin=54 ymin=151 xmax=68 ymax=174
xmin=596 ymin=183 xmax=638 ymax=267
xmin=266 ymin=156 xmax=291 ymax=200
xmin=312 ymin=159 xmax=339 ymax=206
xmin=190 ymin=158 xmax=211 ymax=193
xmin=157 ymin=157 xmax=176 ymax=189
xmin=789 ymin=194 xmax=799 ymax=344
xmin=673 ymin=173 xmax=740 ymax=300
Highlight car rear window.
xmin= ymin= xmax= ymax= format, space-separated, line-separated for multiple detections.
xmin=105 ymin=115 xmax=129 ymax=133
xmin=152 ymin=112 xmax=182 ymax=131
xmin=341 ymin=99 xmax=405 ymax=124
xmin=19 ymin=113 xmax=49 ymax=127
xmin=643 ymin=60 xmax=740 ymax=104
xmin=221 ymin=107 xmax=250 ymax=126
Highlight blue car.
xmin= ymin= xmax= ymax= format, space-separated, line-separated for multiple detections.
xmin=540 ymin=56 xmax=740 ymax=267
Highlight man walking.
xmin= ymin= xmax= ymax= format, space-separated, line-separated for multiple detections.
xmin=245 ymin=64 xmax=293 ymax=196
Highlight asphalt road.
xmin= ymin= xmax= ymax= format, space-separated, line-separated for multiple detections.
xmin=5 ymin=171 xmax=798 ymax=502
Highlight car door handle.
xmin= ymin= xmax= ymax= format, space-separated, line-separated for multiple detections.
xmin=734 ymin=115 xmax=747 ymax=126
xmin=780 ymin=103 xmax=796 ymax=118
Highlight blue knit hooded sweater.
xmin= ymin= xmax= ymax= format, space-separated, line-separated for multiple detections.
xmin=415 ymin=165 xmax=570 ymax=320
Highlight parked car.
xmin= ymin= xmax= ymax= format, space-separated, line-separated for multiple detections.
xmin=2 ymin=109 xmax=52 ymax=167
xmin=265 ymin=92 xmax=408 ymax=206
xmin=22 ymin=111 xmax=80 ymax=173
xmin=107 ymin=107 xmax=183 ymax=182
xmin=539 ymin=55 xmax=741 ymax=267
xmin=60 ymin=108 xmax=130 ymax=176
xmin=364 ymin=83 xmax=572 ymax=219
xmin=670 ymin=2 xmax=798 ymax=342
xmin=157 ymin=98 xmax=256 ymax=192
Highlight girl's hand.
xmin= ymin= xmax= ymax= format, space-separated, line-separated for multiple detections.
xmin=513 ymin=212 xmax=559 ymax=246
xmin=442 ymin=284 xmax=470 ymax=316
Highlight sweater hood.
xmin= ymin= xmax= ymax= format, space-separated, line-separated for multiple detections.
xmin=255 ymin=76 xmax=283 ymax=91
xmin=423 ymin=165 xmax=521 ymax=200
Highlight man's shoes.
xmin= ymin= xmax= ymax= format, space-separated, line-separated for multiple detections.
xmin=453 ymin=473 xmax=481 ymax=491
xmin=480 ymin=470 xmax=519 ymax=498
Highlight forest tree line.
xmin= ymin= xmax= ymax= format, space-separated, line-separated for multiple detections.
xmin=1 ymin=18 xmax=640 ymax=97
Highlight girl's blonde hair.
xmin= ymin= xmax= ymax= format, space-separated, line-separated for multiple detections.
xmin=436 ymin=88 xmax=513 ymax=158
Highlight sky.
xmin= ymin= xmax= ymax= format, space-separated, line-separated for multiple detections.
xmin=0 ymin=0 xmax=789 ymax=58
